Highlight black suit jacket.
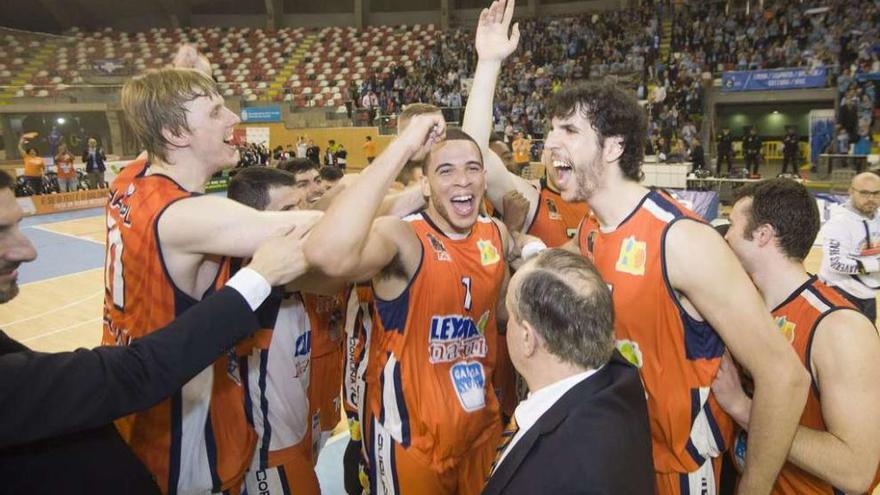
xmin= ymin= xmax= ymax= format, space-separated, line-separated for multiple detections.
xmin=0 ymin=286 xmax=260 ymax=494
xmin=483 ymin=352 xmax=655 ymax=495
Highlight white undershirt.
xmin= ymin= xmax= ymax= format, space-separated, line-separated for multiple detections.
xmin=492 ymin=366 xmax=601 ymax=473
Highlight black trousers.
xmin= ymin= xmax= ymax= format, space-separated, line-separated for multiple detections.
xmin=838 ymin=289 xmax=877 ymax=325
xmin=718 ymin=149 xmax=733 ymax=174
xmin=744 ymin=153 xmax=760 ymax=175
xmin=781 ymin=152 xmax=798 ymax=175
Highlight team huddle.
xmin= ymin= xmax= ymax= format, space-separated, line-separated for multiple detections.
xmin=100 ymin=1 xmax=880 ymax=494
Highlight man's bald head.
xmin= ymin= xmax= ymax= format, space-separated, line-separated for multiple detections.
xmin=850 ymin=172 xmax=880 ymax=216
xmin=508 ymin=249 xmax=615 ymax=369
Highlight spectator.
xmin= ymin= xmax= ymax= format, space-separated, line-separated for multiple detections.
xmin=363 ymin=136 xmax=377 ymax=164
xmin=334 ymin=144 xmax=348 ymax=170
xmin=512 ymin=131 xmax=532 ymax=176
xmin=82 ymin=137 xmax=106 ymax=189
xmin=689 ymin=138 xmax=705 ymax=170
xmin=296 ymin=137 xmax=308 ymax=159
xmin=17 ymin=135 xmax=44 ymax=195
xmin=54 ymin=143 xmax=78 ymax=193
xmin=306 ymin=139 xmax=320 ymax=165
xmin=319 ymin=165 xmax=344 ymax=191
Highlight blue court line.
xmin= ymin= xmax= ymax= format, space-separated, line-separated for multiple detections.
xmin=19 ymin=226 xmax=105 ymax=284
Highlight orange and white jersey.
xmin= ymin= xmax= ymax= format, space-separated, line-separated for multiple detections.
xmin=367 ymin=212 xmax=506 ymax=470
xmin=103 ymin=159 xmax=254 ymax=494
xmin=237 ymin=287 xmax=312 ymax=472
xmin=762 ymin=276 xmax=878 ymax=494
xmin=578 ymin=189 xmax=733 ymax=475
xmin=526 ymin=178 xmax=589 ymax=247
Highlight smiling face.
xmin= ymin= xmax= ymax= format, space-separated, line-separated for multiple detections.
xmin=421 ymin=139 xmax=486 ymax=234
xmin=291 ymin=169 xmax=324 ymax=208
xmin=544 ymin=110 xmax=607 ymax=202
xmin=177 ymin=92 xmax=241 ymax=171
xmin=0 ymin=189 xmax=37 ymax=303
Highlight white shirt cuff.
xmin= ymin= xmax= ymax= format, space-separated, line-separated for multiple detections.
xmin=860 ymin=256 xmax=880 ymax=273
xmin=225 ymin=268 xmax=272 ymax=311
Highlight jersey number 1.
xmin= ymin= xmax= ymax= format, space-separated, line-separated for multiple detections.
xmin=461 ymin=276 xmax=472 ymax=311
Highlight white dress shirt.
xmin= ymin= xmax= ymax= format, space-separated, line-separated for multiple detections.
xmin=493 ymin=367 xmax=601 ymax=472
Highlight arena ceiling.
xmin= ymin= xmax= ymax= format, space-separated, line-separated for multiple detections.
xmin=1 ymin=0 xmax=483 ymax=33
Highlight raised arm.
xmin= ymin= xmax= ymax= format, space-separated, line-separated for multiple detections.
xmin=304 ymin=113 xmax=445 ymax=279
xmin=159 ymin=195 xmax=322 ymax=258
xmin=461 ymin=0 xmax=537 ymax=221
xmin=666 ymin=220 xmax=809 ymax=494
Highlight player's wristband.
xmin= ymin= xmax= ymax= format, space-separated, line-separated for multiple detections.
xmin=521 ymin=240 xmax=548 ymax=260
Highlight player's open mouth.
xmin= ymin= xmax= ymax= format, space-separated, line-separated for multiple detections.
xmin=222 ymin=133 xmax=237 ymax=149
xmin=553 ymin=159 xmax=573 ymax=187
xmin=450 ymin=194 xmax=475 ymax=216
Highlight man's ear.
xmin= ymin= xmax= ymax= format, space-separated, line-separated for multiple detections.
xmin=603 ymin=136 xmax=625 ymax=164
xmin=161 ymin=126 xmax=190 ymax=150
xmin=520 ymin=319 xmax=541 ymax=358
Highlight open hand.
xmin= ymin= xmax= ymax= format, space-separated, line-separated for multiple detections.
xmin=475 ymin=0 xmax=520 ymax=62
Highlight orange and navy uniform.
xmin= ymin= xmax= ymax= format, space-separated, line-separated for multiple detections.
xmin=303 ymin=290 xmax=347 ymax=454
xmin=526 ymin=177 xmax=590 ymax=248
xmin=578 ymin=190 xmax=733 ymax=492
xmin=733 ymin=276 xmax=879 ymax=494
xmin=365 ymin=212 xmax=505 ymax=495
xmin=103 ymin=159 xmax=254 ymax=494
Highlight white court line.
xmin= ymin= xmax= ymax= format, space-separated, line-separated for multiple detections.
xmin=0 ymin=289 xmax=103 ymax=327
xmin=29 ymin=224 xmax=106 ymax=245
xmin=19 ymin=267 xmax=103 ymax=287
xmin=21 ymin=317 xmax=102 ymax=343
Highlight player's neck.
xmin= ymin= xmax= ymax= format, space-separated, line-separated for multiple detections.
xmin=148 ymin=154 xmax=215 ymax=193
xmin=751 ymin=258 xmax=810 ymax=310
xmin=588 ymin=180 xmax=649 ymax=230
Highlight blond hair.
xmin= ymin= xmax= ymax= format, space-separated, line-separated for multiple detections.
xmin=121 ymin=68 xmax=219 ymax=163
xmin=398 ymin=103 xmax=441 ymax=133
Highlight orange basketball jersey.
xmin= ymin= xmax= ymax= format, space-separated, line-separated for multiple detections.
xmin=367 ymin=212 xmax=506 ymax=471
xmin=578 ymin=189 xmax=733 ymax=474
xmin=103 ymin=159 xmax=254 ymax=494
xmin=526 ymin=178 xmax=590 ymax=247
xmin=304 ymin=291 xmax=347 ymax=441
xmin=765 ymin=277 xmax=878 ymax=494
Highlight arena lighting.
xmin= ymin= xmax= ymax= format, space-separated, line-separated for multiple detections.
xmin=56 ymin=117 xmax=65 ymax=124
xmin=772 ymin=110 xmax=780 ymax=114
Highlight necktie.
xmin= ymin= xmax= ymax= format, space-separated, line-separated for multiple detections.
xmin=488 ymin=414 xmax=520 ymax=478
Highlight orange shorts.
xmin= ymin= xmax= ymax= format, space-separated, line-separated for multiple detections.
xmin=365 ymin=413 xmax=500 ymax=495
xmin=655 ymin=456 xmax=724 ymax=495
xmin=244 ymin=441 xmax=319 ymax=495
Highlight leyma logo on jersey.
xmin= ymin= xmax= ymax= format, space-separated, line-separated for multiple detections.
xmin=428 ymin=311 xmax=490 ymax=364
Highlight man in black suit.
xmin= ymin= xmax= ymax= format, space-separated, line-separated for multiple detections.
xmin=0 ymin=170 xmax=310 ymax=493
xmin=483 ymin=249 xmax=654 ymax=495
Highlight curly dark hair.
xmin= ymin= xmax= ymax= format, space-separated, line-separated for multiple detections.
xmin=733 ymin=178 xmax=819 ymax=261
xmin=547 ymin=81 xmax=647 ymax=182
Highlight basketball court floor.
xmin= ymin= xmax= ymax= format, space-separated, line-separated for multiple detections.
xmin=1 ymin=205 xmax=875 ymax=495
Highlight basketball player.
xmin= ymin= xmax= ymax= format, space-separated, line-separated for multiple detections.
xmin=545 ymin=81 xmax=809 ymax=494
xmin=226 ymin=167 xmax=323 ymax=495
xmin=104 ymin=68 xmax=320 ymax=494
xmin=462 ymin=0 xmax=588 ymax=248
xmin=717 ymin=178 xmax=880 ymax=494
xmin=303 ymin=115 xmax=512 ymax=495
